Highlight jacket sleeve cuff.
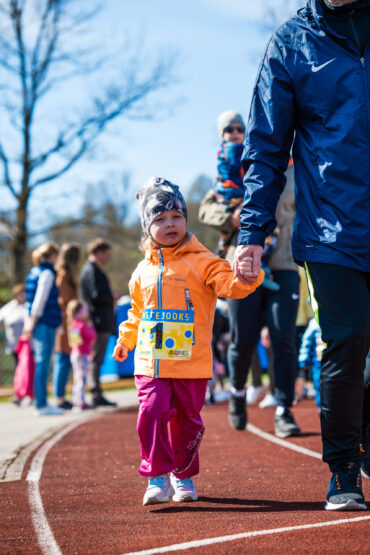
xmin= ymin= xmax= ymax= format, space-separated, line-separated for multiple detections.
xmin=237 ymin=229 xmax=266 ymax=247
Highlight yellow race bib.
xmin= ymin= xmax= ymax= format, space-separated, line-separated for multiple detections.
xmin=136 ymin=309 xmax=194 ymax=361
xmin=69 ymin=327 xmax=82 ymax=347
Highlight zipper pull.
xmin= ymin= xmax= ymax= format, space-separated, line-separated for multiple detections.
xmin=360 ymin=57 xmax=365 ymax=69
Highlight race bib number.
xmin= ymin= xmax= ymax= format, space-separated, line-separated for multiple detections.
xmin=69 ymin=327 xmax=82 ymax=347
xmin=136 ymin=309 xmax=194 ymax=361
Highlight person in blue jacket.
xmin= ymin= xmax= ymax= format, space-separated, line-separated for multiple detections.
xmin=214 ymin=111 xmax=280 ymax=290
xmin=24 ymin=242 xmax=63 ymax=416
xmin=233 ymin=0 xmax=370 ymax=511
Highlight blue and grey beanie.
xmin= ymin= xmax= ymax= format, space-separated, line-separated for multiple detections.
xmin=136 ymin=177 xmax=187 ymax=235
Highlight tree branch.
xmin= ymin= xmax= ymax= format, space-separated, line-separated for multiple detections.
xmin=0 ymin=142 xmax=18 ymax=198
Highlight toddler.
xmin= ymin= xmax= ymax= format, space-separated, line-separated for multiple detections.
xmin=113 ymin=176 xmax=264 ymax=506
xmin=67 ymin=300 xmax=96 ymax=412
xmin=215 ymin=110 xmax=280 ymax=291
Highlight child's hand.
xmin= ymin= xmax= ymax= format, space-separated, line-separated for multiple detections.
xmin=237 ymin=256 xmax=253 ymax=276
xmin=113 ymin=344 xmax=128 ymax=362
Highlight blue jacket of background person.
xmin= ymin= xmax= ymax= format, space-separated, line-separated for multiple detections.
xmin=215 ymin=141 xmax=245 ymax=200
xmin=25 ymin=261 xmax=62 ymax=329
xmin=238 ymin=0 xmax=370 ymax=272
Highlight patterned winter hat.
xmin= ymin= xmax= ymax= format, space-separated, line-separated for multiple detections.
xmin=136 ymin=177 xmax=188 ymax=235
xmin=217 ymin=110 xmax=245 ymax=137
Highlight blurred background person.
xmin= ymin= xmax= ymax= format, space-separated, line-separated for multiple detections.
xmin=228 ymin=162 xmax=300 ymax=438
xmin=67 ymin=299 xmax=96 ymax=412
xmin=0 ymin=284 xmax=26 ymax=365
xmin=0 ymin=284 xmax=27 ymax=405
xmin=52 ymin=243 xmax=81 ymax=410
xmin=24 ymin=243 xmax=63 ymax=416
xmin=80 ymin=238 xmax=117 ymax=407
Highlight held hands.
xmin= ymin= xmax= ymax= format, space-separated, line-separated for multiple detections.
xmin=237 ymin=256 xmax=254 ymax=276
xmin=233 ymin=244 xmax=263 ymax=284
xmin=113 ymin=344 xmax=128 ymax=362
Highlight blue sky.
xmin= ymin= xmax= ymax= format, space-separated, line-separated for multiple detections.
xmin=1 ymin=0 xmax=303 ymax=230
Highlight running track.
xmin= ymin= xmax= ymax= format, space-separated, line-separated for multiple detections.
xmin=1 ymin=400 xmax=369 ymax=554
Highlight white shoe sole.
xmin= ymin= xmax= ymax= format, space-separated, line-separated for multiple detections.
xmin=143 ymin=486 xmax=174 ymax=506
xmin=275 ymin=429 xmax=301 ymax=439
xmin=172 ymin=492 xmax=198 ymax=502
xmin=325 ymin=499 xmax=367 ymax=511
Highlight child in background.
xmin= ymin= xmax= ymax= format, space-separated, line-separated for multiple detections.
xmin=214 ymin=110 xmax=279 ymax=290
xmin=207 ymin=298 xmax=231 ymax=404
xmin=113 ymin=176 xmax=264 ymax=506
xmin=0 ymin=284 xmax=28 ymax=405
xmin=67 ymin=300 xmax=96 ymax=412
xmin=0 ymin=284 xmax=27 ymax=363
xmin=298 ymin=316 xmax=325 ymax=409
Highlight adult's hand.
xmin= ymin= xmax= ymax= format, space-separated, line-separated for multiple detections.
xmin=232 ymin=244 xmax=263 ymax=284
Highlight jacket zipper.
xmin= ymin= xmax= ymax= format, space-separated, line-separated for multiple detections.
xmin=360 ymin=57 xmax=370 ymax=147
xmin=184 ymin=289 xmax=195 ymax=345
xmin=155 ymin=249 xmax=164 ymax=378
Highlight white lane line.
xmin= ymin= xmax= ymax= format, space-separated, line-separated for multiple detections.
xmin=27 ymin=416 xmax=97 ymax=555
xmin=246 ymin=423 xmax=322 ymax=460
xmin=122 ymin=516 xmax=370 ymax=555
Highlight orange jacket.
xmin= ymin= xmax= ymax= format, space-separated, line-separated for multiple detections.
xmin=117 ymin=234 xmax=263 ymax=379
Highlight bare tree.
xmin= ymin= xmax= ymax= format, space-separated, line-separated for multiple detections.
xmin=0 ymin=0 xmax=177 ymax=282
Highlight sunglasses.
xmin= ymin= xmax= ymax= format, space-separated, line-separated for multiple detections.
xmin=224 ymin=125 xmax=245 ymax=134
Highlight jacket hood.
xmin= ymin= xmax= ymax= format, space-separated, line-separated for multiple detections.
xmin=297 ymin=1 xmax=326 ymax=32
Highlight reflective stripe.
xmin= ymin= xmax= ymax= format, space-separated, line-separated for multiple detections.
xmin=304 ymin=263 xmax=319 ymax=326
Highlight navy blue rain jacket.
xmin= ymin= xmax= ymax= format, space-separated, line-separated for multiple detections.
xmin=238 ymin=0 xmax=370 ymax=272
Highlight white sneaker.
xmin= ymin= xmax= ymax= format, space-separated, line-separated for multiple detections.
xmin=259 ymin=393 xmax=278 ymax=409
xmin=170 ymin=474 xmax=198 ymax=502
xmin=246 ymin=385 xmax=264 ymax=405
xmin=37 ymin=404 xmax=64 ymax=416
xmin=143 ymin=474 xmax=174 ymax=506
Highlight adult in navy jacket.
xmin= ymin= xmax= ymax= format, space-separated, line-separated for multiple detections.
xmin=234 ymin=0 xmax=370 ymax=511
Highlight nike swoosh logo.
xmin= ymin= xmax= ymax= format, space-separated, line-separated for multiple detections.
xmin=310 ymin=58 xmax=336 ymax=72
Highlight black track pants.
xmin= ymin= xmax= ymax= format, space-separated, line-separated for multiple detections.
xmin=305 ymin=263 xmax=370 ymax=468
xmin=227 ymin=270 xmax=299 ymax=407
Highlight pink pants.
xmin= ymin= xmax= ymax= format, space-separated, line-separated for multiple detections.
xmin=135 ymin=376 xmax=208 ymax=478
xmin=71 ymin=352 xmax=88 ymax=407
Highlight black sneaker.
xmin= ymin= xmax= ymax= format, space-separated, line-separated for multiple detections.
xmin=274 ymin=409 xmax=301 ymax=438
xmin=228 ymin=394 xmax=247 ymax=430
xmin=360 ymin=423 xmax=370 ymax=479
xmin=326 ymin=462 xmax=367 ymax=511
xmin=58 ymin=400 xmax=73 ymax=410
xmin=92 ymin=396 xmax=117 ymax=407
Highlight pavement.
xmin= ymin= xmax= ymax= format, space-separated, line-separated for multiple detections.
xmin=0 ymin=387 xmax=139 ymax=483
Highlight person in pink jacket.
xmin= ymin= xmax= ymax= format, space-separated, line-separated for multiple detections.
xmin=113 ymin=176 xmax=264 ymax=506
xmin=67 ymin=300 xmax=97 ymax=412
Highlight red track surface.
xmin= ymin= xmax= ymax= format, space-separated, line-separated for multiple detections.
xmin=1 ymin=400 xmax=369 ymax=554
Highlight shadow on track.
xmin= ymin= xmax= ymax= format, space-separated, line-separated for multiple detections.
xmin=150 ymin=498 xmax=324 ymax=513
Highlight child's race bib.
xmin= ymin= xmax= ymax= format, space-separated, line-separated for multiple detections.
xmin=69 ymin=327 xmax=82 ymax=347
xmin=136 ymin=309 xmax=194 ymax=361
